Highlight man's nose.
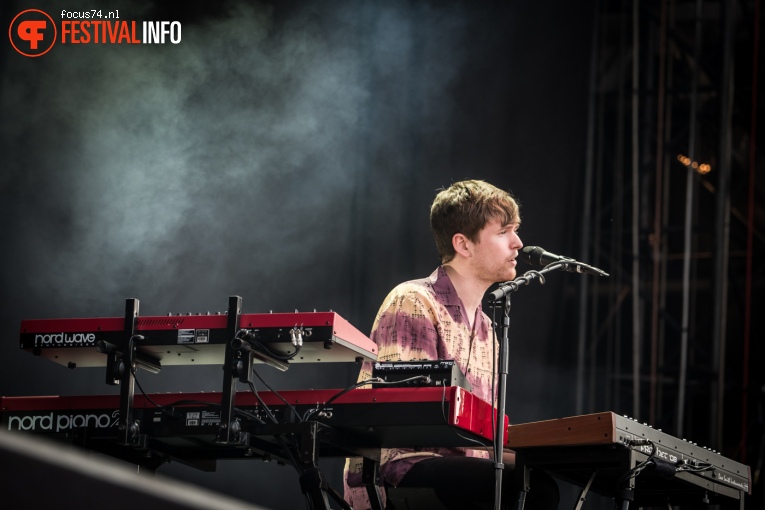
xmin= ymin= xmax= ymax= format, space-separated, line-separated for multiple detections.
xmin=511 ymin=231 xmax=523 ymax=246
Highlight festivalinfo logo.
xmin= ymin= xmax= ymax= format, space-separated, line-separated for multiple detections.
xmin=9 ymin=8 xmax=182 ymax=57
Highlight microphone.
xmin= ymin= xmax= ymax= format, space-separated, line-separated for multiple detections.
xmin=518 ymin=246 xmax=609 ymax=277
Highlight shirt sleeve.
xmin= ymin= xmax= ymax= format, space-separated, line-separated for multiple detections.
xmin=351 ymin=284 xmax=442 ymax=387
xmin=371 ymin=286 xmax=441 ymax=362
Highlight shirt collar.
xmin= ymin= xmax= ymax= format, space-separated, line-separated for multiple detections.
xmin=430 ymin=266 xmax=467 ymax=308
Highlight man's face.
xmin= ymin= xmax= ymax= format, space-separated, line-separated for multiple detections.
xmin=469 ymin=217 xmax=523 ymax=284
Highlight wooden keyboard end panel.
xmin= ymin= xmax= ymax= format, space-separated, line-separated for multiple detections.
xmin=507 ymin=412 xmax=618 ymax=448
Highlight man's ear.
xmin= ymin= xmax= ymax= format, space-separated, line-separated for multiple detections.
xmin=452 ymin=233 xmax=472 ymax=258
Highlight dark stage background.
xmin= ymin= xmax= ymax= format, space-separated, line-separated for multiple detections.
xmin=1 ymin=1 xmax=761 ymax=509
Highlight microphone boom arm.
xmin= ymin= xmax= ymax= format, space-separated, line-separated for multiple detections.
xmin=489 ymin=259 xmax=605 ymax=302
xmin=558 ymin=260 xmax=609 ymax=277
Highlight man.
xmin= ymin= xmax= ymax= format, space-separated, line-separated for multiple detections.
xmin=344 ymin=180 xmax=559 ymax=509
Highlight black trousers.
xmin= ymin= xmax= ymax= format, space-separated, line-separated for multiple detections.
xmin=396 ymin=457 xmax=559 ymax=510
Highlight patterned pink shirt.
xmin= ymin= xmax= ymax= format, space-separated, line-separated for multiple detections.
xmin=343 ymin=266 xmax=498 ymax=509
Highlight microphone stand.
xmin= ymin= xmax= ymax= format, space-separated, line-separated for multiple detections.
xmin=489 ymin=263 xmax=567 ymax=510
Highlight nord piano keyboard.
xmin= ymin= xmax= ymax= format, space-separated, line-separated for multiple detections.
xmin=507 ymin=412 xmax=751 ymax=508
xmin=20 ymin=310 xmax=378 ymax=368
xmin=1 ymin=386 xmax=507 ymax=469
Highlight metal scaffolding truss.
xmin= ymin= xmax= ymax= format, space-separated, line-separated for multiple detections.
xmin=576 ymin=0 xmax=763 ymax=465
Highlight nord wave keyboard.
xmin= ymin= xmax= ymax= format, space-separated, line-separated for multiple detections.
xmin=20 ymin=311 xmax=377 ymax=368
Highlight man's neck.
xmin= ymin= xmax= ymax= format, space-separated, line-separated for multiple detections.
xmin=442 ymin=263 xmax=491 ymax=325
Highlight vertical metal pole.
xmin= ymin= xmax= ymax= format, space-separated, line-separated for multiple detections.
xmin=630 ymin=0 xmax=642 ymax=420
xmin=657 ymin=0 xmax=678 ymax=429
xmin=741 ymin=0 xmax=761 ymax=463
xmin=712 ymin=0 xmax=735 ymax=449
xmin=649 ymin=0 xmax=668 ymax=426
xmin=120 ymin=298 xmax=139 ymax=445
xmin=612 ymin=0 xmax=630 ymax=413
xmin=589 ymin=91 xmax=607 ymax=412
xmin=576 ymin=0 xmax=601 ymax=416
xmin=217 ymin=295 xmax=243 ymax=444
xmin=678 ymin=0 xmax=704 ymax=438
xmin=494 ymin=296 xmax=512 ymax=510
